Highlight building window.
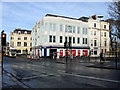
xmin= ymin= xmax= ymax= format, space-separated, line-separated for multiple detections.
xmin=83 ymin=28 xmax=84 ymax=34
xmin=17 ymin=42 xmax=21 ymax=46
xmin=60 ymin=24 xmax=63 ymax=32
xmin=104 ymin=25 xmax=106 ymax=29
xmin=94 ymin=23 xmax=96 ymax=27
xmin=69 ymin=26 xmax=72 ymax=33
xmin=53 ymin=24 xmax=56 ymax=31
xmin=101 ymin=32 xmax=103 ymax=36
xmin=105 ymin=41 xmax=107 ymax=47
xmin=18 ymin=31 xmax=21 ymax=35
xmin=30 ymin=37 xmax=32 ymax=40
xmin=30 ymin=43 xmax=32 ymax=46
xmin=65 ymin=25 xmax=68 ymax=32
xmin=65 ymin=37 xmax=67 ymax=42
xmin=77 ymin=27 xmax=80 ymax=34
xmin=69 ymin=37 xmax=72 ymax=43
xmin=77 ymin=38 xmax=80 ymax=44
xmin=73 ymin=37 xmax=75 ymax=44
xmin=94 ymin=50 xmax=97 ymax=55
xmin=94 ymin=31 xmax=96 ymax=35
xmin=24 ymin=42 xmax=27 ymax=47
xmin=83 ymin=38 xmax=84 ymax=44
xmin=45 ymin=23 xmax=47 ymax=30
xmin=104 ymin=32 xmax=106 ymax=37
xmin=85 ymin=38 xmax=87 ymax=44
xmin=60 ymin=36 xmax=62 ymax=43
xmin=50 ymin=23 xmax=52 ymax=31
xmin=11 ymin=37 xmax=14 ymax=40
xmin=53 ymin=36 xmax=56 ymax=43
xmin=49 ymin=35 xmax=52 ymax=42
xmin=24 ymin=37 xmax=27 ymax=40
xmin=91 ymin=49 xmax=93 ymax=55
xmin=91 ymin=40 xmax=93 ymax=46
xmin=86 ymin=28 xmax=88 ymax=34
xmin=73 ymin=26 xmax=75 ymax=33
xmin=83 ymin=38 xmax=87 ymax=44
xmin=10 ymin=42 xmax=14 ymax=46
xmin=18 ymin=37 xmax=21 ymax=40
xmin=94 ymin=40 xmax=97 ymax=46
xmin=91 ymin=31 xmax=93 ymax=35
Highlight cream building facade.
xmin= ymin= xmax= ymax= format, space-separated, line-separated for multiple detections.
xmin=88 ymin=18 xmax=110 ymax=57
xmin=10 ymin=29 xmax=32 ymax=54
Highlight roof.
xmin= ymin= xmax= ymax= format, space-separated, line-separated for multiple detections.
xmin=78 ymin=17 xmax=89 ymax=22
xmin=45 ymin=14 xmax=89 ymax=22
xmin=13 ymin=28 xmax=31 ymax=34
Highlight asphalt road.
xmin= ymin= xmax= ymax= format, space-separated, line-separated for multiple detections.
xmin=2 ymin=56 xmax=120 ymax=89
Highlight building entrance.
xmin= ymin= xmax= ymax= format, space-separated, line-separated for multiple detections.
xmin=50 ymin=49 xmax=57 ymax=57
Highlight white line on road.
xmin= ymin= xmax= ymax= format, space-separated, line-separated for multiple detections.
xmin=58 ymin=70 xmax=120 ymax=83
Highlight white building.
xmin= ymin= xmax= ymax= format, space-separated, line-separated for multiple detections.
xmin=32 ymin=14 xmax=109 ymax=58
xmin=32 ymin=14 xmax=90 ymax=58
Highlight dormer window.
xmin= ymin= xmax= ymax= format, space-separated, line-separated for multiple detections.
xmin=24 ymin=31 xmax=27 ymax=34
xmin=104 ymin=25 xmax=106 ymax=29
xmin=18 ymin=31 xmax=21 ymax=34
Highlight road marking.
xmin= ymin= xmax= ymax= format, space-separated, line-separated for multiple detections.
xmin=22 ymin=74 xmax=54 ymax=80
xmin=58 ymin=70 xmax=120 ymax=83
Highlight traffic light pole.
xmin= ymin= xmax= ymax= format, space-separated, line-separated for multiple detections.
xmin=1 ymin=31 xmax=4 ymax=88
xmin=66 ymin=47 xmax=68 ymax=64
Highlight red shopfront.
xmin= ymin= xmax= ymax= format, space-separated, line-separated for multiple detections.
xmin=65 ymin=50 xmax=70 ymax=56
xmin=72 ymin=50 xmax=76 ymax=56
xmin=78 ymin=50 xmax=81 ymax=56
xmin=60 ymin=50 xmax=63 ymax=56
xmin=83 ymin=50 xmax=88 ymax=56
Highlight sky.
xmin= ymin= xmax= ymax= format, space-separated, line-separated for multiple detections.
xmin=1 ymin=1 xmax=112 ymax=42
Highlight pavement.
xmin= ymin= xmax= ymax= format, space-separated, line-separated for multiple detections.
xmin=87 ymin=61 xmax=120 ymax=70
xmin=54 ymin=57 xmax=120 ymax=70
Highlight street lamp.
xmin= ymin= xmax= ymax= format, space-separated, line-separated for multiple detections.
xmin=98 ymin=15 xmax=103 ymax=63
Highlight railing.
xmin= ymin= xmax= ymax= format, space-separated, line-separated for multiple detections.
xmin=104 ymin=51 xmax=120 ymax=58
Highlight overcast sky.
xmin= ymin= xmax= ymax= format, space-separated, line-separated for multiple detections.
xmin=1 ymin=2 xmax=111 ymax=41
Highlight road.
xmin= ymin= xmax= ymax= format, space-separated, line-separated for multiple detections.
xmin=2 ymin=56 xmax=120 ymax=89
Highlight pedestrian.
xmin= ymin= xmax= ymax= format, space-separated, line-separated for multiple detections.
xmin=100 ymin=52 xmax=104 ymax=62
xmin=89 ymin=50 xmax=91 ymax=62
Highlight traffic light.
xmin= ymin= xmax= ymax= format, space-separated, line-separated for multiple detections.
xmin=2 ymin=33 xmax=6 ymax=46
xmin=64 ymin=41 xmax=67 ymax=48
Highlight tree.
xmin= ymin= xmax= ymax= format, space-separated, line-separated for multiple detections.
xmin=105 ymin=19 xmax=114 ymax=50
xmin=108 ymin=1 xmax=120 ymax=39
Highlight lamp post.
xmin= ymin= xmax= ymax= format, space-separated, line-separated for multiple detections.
xmin=98 ymin=15 xmax=103 ymax=63
xmin=114 ymin=37 xmax=118 ymax=68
